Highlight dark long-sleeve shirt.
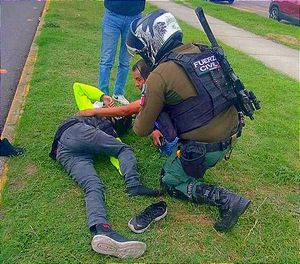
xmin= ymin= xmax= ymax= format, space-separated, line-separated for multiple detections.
xmin=104 ymin=0 xmax=146 ymax=16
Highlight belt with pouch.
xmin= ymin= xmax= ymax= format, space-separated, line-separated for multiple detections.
xmin=180 ymin=131 xmax=238 ymax=154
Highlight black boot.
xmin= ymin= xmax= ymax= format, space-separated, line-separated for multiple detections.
xmin=194 ymin=183 xmax=251 ymax=232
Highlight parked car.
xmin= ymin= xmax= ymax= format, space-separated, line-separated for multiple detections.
xmin=269 ymin=0 xmax=300 ymax=25
xmin=210 ymin=0 xmax=235 ymax=4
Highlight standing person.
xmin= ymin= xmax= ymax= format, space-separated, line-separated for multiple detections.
xmin=98 ymin=0 xmax=146 ymax=105
xmin=125 ymin=9 xmax=253 ymax=232
xmin=49 ymin=114 xmax=160 ymax=259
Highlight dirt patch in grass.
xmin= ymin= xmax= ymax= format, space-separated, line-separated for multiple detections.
xmin=25 ymin=163 xmax=38 ymax=176
xmin=267 ymin=33 xmax=300 ymax=46
xmin=246 ymin=184 xmax=297 ymax=198
xmin=165 ymin=224 xmax=207 ymax=254
xmin=174 ymin=207 xmax=214 ymax=226
xmin=244 ymin=184 xmax=298 ymax=214
xmin=70 ymin=186 xmax=81 ymax=195
xmin=177 ymin=240 xmax=206 ymax=255
xmin=11 ymin=179 xmax=25 ymax=189
xmin=0 ymin=208 xmax=5 ymax=220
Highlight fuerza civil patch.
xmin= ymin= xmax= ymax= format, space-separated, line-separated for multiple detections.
xmin=192 ymin=52 xmax=221 ymax=76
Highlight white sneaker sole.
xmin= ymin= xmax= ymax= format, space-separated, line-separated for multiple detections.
xmin=91 ymin=235 xmax=146 ymax=259
xmin=128 ymin=208 xmax=168 ymax=234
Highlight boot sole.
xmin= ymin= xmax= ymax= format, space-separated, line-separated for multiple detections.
xmin=128 ymin=209 xmax=168 ymax=234
xmin=91 ymin=235 xmax=146 ymax=259
xmin=214 ymin=198 xmax=251 ymax=232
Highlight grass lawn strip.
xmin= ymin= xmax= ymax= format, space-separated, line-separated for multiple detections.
xmin=0 ymin=1 xmax=299 ymax=263
xmin=174 ymin=0 xmax=300 ymax=50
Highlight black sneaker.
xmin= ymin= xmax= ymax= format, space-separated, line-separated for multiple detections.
xmin=91 ymin=224 xmax=146 ymax=259
xmin=128 ymin=201 xmax=167 ymax=234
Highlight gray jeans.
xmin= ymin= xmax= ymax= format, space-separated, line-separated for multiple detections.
xmin=56 ymin=123 xmax=141 ymax=228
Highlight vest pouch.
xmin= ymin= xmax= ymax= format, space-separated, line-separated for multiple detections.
xmin=180 ymin=141 xmax=207 ymax=178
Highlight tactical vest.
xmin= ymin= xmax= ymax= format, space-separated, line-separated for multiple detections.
xmin=159 ymin=44 xmax=236 ymax=135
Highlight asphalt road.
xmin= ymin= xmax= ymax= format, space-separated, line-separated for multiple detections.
xmin=0 ymin=0 xmax=45 ymax=134
xmin=232 ymin=0 xmax=271 ymax=17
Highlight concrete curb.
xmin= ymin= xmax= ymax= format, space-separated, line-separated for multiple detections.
xmin=0 ymin=0 xmax=50 ymax=199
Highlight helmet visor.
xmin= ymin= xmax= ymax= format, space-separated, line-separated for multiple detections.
xmin=126 ymin=20 xmax=145 ymax=56
xmin=127 ymin=44 xmax=140 ymax=57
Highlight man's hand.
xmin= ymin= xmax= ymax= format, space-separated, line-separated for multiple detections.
xmin=102 ymin=95 xmax=114 ymax=107
xmin=76 ymin=109 xmax=95 ymax=117
xmin=151 ymin=129 xmax=163 ymax=146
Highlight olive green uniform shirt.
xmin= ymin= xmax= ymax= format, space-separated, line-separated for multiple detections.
xmin=134 ymin=43 xmax=239 ymax=143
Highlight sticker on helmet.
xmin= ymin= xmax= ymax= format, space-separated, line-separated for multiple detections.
xmin=134 ymin=12 xmax=182 ymax=66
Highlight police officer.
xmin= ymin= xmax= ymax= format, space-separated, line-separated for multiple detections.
xmin=126 ymin=9 xmax=251 ymax=232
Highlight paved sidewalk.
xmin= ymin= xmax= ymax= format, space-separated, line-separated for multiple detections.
xmin=149 ymin=0 xmax=299 ymax=81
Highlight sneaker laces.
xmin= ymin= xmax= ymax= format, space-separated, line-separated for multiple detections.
xmin=138 ymin=205 xmax=157 ymax=223
xmin=137 ymin=203 xmax=164 ymax=223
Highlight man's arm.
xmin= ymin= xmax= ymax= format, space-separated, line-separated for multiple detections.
xmin=73 ymin=82 xmax=105 ymax=110
xmin=133 ymin=73 xmax=165 ymax=136
xmin=77 ymin=100 xmax=140 ymax=117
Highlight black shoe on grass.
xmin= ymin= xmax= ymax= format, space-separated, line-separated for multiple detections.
xmin=90 ymin=224 xmax=146 ymax=259
xmin=128 ymin=201 xmax=167 ymax=234
xmin=0 ymin=138 xmax=24 ymax=157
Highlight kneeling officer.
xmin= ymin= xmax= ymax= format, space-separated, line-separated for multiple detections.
xmin=126 ymin=9 xmax=252 ymax=232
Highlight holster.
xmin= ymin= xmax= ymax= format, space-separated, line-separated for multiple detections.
xmin=179 ymin=141 xmax=207 ymax=178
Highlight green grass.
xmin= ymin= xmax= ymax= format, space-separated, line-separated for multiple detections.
xmin=1 ymin=1 xmax=299 ymax=263
xmin=174 ymin=0 xmax=300 ymax=50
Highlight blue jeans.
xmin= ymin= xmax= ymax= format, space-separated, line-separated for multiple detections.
xmin=98 ymin=8 xmax=141 ymax=95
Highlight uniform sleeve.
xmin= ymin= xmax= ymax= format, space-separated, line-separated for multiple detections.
xmin=73 ymin=82 xmax=104 ymax=110
xmin=133 ymin=72 xmax=166 ymax=137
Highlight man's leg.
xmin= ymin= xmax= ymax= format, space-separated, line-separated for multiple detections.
xmin=57 ymin=127 xmax=146 ymax=259
xmin=112 ymin=14 xmax=141 ymax=104
xmin=57 ymin=148 xmax=108 ymax=228
xmin=60 ymin=123 xmax=159 ymax=197
xmin=113 ymin=16 xmax=133 ymax=97
xmin=161 ymin=151 xmax=250 ymax=232
xmin=98 ymin=9 xmax=120 ymax=94
xmin=85 ymin=128 xmax=160 ymax=197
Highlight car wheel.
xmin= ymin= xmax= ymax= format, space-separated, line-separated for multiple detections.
xmin=269 ymin=6 xmax=280 ymax=21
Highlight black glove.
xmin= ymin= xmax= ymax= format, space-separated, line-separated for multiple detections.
xmin=127 ymin=185 xmax=162 ymax=197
